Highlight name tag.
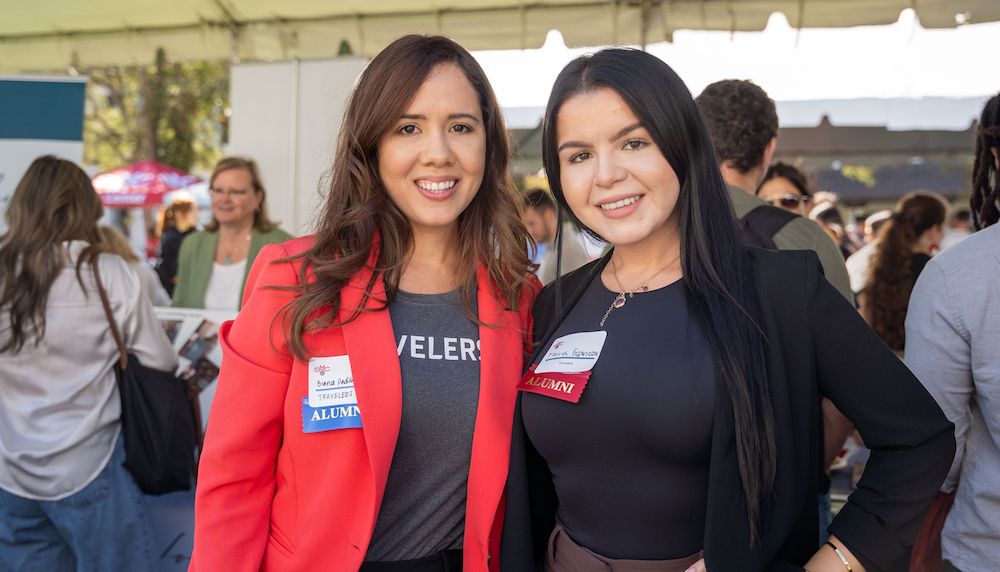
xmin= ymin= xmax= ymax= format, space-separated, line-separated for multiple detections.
xmin=308 ymin=355 xmax=355 ymax=408
xmin=303 ymin=355 xmax=362 ymax=433
xmin=301 ymin=398 xmax=363 ymax=432
xmin=518 ymin=331 xmax=607 ymax=402
xmin=534 ymin=331 xmax=607 ymax=374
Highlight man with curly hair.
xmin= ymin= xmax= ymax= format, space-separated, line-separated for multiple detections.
xmin=696 ymin=79 xmax=853 ymax=302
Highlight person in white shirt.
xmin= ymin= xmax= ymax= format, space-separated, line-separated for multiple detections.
xmin=524 ymin=188 xmax=592 ymax=284
xmin=846 ymin=210 xmax=892 ymax=295
xmin=0 ymin=156 xmax=177 ymax=571
xmin=938 ymin=207 xmax=973 ymax=252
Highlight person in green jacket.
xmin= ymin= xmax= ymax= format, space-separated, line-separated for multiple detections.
xmin=172 ymin=157 xmax=293 ymax=310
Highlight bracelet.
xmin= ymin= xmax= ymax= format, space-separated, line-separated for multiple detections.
xmin=825 ymin=541 xmax=853 ymax=571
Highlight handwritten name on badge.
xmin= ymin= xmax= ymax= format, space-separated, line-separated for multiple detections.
xmin=303 ymin=355 xmax=362 ymax=433
xmin=308 ymin=355 xmax=355 ymax=408
xmin=534 ymin=331 xmax=608 ymax=374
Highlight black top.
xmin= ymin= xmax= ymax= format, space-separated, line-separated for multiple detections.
xmin=911 ymin=253 xmax=931 ymax=281
xmin=157 ymin=227 xmax=193 ymax=296
xmin=522 ymin=276 xmax=714 ymax=560
xmin=500 ymin=248 xmax=955 ymax=572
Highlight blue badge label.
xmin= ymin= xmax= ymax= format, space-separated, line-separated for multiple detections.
xmin=301 ymin=397 xmax=363 ymax=433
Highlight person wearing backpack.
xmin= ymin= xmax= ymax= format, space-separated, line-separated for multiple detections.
xmin=695 ymin=80 xmax=853 ymax=303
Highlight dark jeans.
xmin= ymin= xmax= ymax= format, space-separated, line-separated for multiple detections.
xmin=942 ymin=561 xmax=963 ymax=572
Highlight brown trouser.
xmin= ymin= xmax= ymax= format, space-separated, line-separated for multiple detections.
xmin=544 ymin=523 xmax=703 ymax=572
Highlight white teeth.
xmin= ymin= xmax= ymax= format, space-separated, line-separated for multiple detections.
xmin=600 ymin=196 xmax=639 ymax=210
xmin=416 ymin=180 xmax=458 ymax=192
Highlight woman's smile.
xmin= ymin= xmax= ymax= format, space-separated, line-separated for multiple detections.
xmin=378 ymin=62 xmax=486 ymax=235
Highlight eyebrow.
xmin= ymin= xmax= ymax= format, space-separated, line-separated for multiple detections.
xmin=613 ymin=122 xmax=644 ymax=141
xmin=400 ymin=113 xmax=482 ymax=124
xmin=557 ymin=122 xmax=645 ymax=153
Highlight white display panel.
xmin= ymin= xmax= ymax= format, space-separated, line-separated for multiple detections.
xmin=229 ymin=57 xmax=367 ymax=237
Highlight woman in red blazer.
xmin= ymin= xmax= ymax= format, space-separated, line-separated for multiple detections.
xmin=190 ymin=35 xmax=538 ymax=572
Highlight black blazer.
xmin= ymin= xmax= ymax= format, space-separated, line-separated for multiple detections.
xmin=500 ymin=248 xmax=954 ymax=572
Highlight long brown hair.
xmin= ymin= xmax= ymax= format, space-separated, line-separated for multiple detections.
xmin=0 ymin=156 xmax=104 ymax=353
xmin=275 ymin=35 xmax=534 ymax=360
xmin=866 ymin=192 xmax=946 ymax=351
xmin=972 ymin=93 xmax=999 ymax=230
xmin=205 ymin=157 xmax=276 ymax=233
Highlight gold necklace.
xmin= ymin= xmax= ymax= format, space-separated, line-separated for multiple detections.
xmin=223 ymin=233 xmax=252 ymax=265
xmin=600 ymin=252 xmax=681 ymax=327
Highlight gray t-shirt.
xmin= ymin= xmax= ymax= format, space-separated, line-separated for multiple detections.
xmin=364 ymin=289 xmax=481 ymax=562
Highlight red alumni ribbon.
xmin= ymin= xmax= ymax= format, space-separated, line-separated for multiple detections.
xmin=517 ymin=364 xmax=589 ymax=403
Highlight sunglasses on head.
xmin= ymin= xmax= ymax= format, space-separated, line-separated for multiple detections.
xmin=769 ymin=194 xmax=808 ymax=209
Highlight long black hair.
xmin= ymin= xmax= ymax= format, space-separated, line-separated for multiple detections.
xmin=542 ymin=49 xmax=776 ymax=547
xmin=972 ymin=93 xmax=1000 ymax=230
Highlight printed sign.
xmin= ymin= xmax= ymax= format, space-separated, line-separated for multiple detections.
xmin=518 ymin=364 xmax=590 ymax=403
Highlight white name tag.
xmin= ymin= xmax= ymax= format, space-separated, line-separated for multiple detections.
xmin=308 ymin=355 xmax=356 ymax=409
xmin=534 ymin=331 xmax=608 ymax=374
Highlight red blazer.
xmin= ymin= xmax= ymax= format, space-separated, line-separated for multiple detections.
xmin=190 ymin=237 xmax=537 ymax=572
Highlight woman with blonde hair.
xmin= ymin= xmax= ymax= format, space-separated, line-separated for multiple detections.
xmin=0 ymin=156 xmax=176 ymax=571
xmin=172 ymin=157 xmax=293 ymax=310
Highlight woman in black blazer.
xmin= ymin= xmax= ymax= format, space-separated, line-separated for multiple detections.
xmin=500 ymin=49 xmax=954 ymax=572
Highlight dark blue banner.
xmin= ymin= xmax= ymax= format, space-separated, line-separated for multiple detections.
xmin=0 ymin=80 xmax=86 ymax=141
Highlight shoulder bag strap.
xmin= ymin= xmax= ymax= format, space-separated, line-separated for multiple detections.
xmin=91 ymin=256 xmax=128 ymax=371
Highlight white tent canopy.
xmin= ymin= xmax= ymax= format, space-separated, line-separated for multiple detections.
xmin=504 ymin=96 xmax=992 ymax=133
xmin=3 ymin=0 xmax=1000 ymax=70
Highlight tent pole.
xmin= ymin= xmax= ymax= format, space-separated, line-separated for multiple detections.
xmin=287 ymin=59 xmax=300 ymax=233
xmin=640 ymin=0 xmax=652 ymax=51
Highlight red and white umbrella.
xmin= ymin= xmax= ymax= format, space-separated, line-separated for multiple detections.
xmin=92 ymin=160 xmax=201 ymax=208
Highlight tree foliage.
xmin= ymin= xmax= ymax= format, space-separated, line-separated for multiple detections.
xmin=83 ymin=49 xmax=229 ymax=174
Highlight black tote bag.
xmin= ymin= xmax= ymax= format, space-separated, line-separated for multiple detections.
xmin=92 ymin=257 xmax=200 ymax=495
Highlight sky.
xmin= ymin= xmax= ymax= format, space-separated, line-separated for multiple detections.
xmin=471 ymin=9 xmax=1000 ymax=115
